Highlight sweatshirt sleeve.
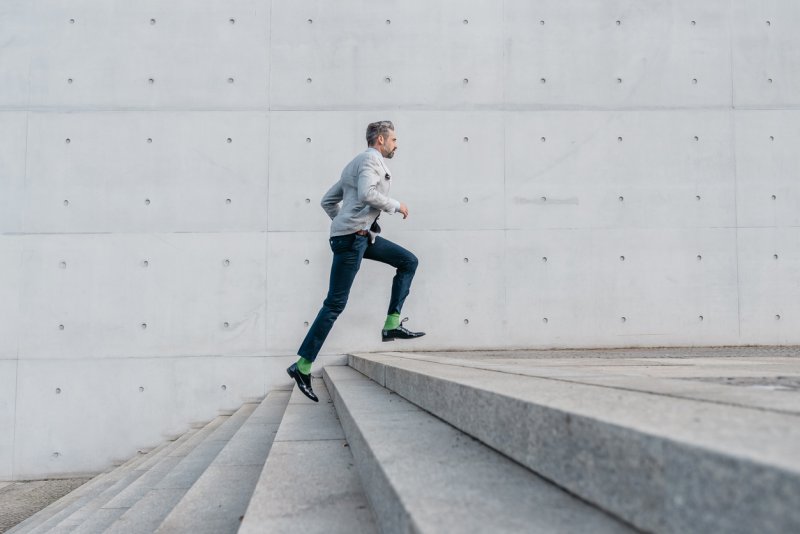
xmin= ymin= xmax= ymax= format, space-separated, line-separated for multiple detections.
xmin=320 ymin=179 xmax=344 ymax=220
xmin=357 ymin=156 xmax=400 ymax=213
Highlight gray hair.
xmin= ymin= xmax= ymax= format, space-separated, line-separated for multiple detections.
xmin=366 ymin=120 xmax=394 ymax=146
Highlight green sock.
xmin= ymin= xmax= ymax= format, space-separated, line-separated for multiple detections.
xmin=383 ymin=313 xmax=401 ymax=330
xmin=296 ymin=357 xmax=312 ymax=375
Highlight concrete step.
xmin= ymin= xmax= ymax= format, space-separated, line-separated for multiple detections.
xmin=323 ymin=365 xmax=634 ymax=534
xmin=239 ymin=378 xmax=377 ymax=534
xmin=102 ymin=404 xmax=256 ymax=534
xmin=52 ymin=427 xmax=205 ymax=534
xmin=349 ymin=352 xmax=800 ymax=534
xmin=11 ymin=443 xmax=169 ymax=534
xmin=155 ymin=389 xmax=292 ymax=534
xmin=67 ymin=418 xmax=228 ymax=534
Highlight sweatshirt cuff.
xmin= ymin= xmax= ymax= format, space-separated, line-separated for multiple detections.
xmin=390 ymin=199 xmax=401 ymax=213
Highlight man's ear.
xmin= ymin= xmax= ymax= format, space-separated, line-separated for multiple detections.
xmin=376 ymin=134 xmax=385 ymax=146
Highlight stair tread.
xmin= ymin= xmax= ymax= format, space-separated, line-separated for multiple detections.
xmin=324 ymin=365 xmax=633 ymax=534
xmin=102 ymin=410 xmax=250 ymax=534
xmin=239 ymin=379 xmax=377 ymax=534
xmin=155 ymin=390 xmax=291 ymax=534
xmin=349 ymin=352 xmax=800 ymax=534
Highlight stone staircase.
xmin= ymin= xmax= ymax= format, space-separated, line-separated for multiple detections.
xmin=8 ymin=350 xmax=799 ymax=533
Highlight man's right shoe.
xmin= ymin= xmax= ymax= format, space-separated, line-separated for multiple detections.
xmin=287 ymin=363 xmax=319 ymax=402
xmin=382 ymin=317 xmax=426 ymax=342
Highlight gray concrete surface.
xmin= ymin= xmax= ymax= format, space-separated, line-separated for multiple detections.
xmin=240 ymin=380 xmax=377 ymax=534
xmin=0 ymin=478 xmax=91 ymax=534
xmin=325 ymin=365 xmax=636 ymax=534
xmin=102 ymin=406 xmax=253 ymax=534
xmin=3 ymin=0 xmax=800 ymax=482
xmin=15 ymin=447 xmax=160 ymax=534
xmin=350 ymin=349 xmax=800 ymax=534
xmin=155 ymin=389 xmax=290 ymax=534
xmin=62 ymin=428 xmax=203 ymax=534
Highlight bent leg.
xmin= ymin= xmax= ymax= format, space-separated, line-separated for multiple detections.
xmin=363 ymin=236 xmax=419 ymax=315
xmin=298 ymin=235 xmax=368 ymax=361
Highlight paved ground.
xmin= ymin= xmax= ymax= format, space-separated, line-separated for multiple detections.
xmin=0 ymin=478 xmax=92 ymax=533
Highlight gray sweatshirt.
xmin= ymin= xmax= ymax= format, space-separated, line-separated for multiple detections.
xmin=321 ymin=148 xmax=401 ymax=241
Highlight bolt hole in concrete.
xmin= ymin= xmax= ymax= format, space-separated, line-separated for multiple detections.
xmin=226 ymin=137 xmax=232 ymax=143
xmin=463 ymin=136 xmax=469 ymax=142
xmin=59 ymin=261 xmax=66 ymax=269
xmin=226 ymin=198 xmax=231 ymax=204
xmin=139 ymin=386 xmax=145 ymax=392
xmin=223 ymin=259 xmax=230 ymax=266
xmin=464 ymin=319 xmax=469 ymax=325
xmin=221 ymin=385 xmax=227 ymax=391
xmin=67 ymin=78 xmax=73 ymax=84
xmin=55 ymin=388 xmax=61 ymax=394
xmin=147 ymin=137 xmax=152 ymax=143
xmin=143 ymin=260 xmax=149 ymax=267
xmin=63 ymin=200 xmax=69 ymax=206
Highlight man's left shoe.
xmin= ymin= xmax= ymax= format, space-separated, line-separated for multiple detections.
xmin=287 ymin=363 xmax=319 ymax=402
xmin=382 ymin=317 xmax=426 ymax=342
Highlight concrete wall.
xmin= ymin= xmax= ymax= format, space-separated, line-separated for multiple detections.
xmin=2 ymin=0 xmax=799 ymax=479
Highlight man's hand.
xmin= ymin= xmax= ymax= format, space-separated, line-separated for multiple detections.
xmin=398 ymin=202 xmax=409 ymax=219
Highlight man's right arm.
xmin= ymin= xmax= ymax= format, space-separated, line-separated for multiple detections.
xmin=320 ymin=180 xmax=344 ymax=220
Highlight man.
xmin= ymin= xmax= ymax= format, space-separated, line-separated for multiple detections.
xmin=287 ymin=120 xmax=425 ymax=402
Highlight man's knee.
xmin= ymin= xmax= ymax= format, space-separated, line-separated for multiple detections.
xmin=323 ymin=295 xmax=348 ymax=315
xmin=404 ymin=254 xmax=418 ymax=273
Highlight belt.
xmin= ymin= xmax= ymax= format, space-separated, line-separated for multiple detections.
xmin=355 ymin=230 xmax=369 ymax=236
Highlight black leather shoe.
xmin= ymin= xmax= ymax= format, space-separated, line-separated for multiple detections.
xmin=286 ymin=363 xmax=318 ymax=402
xmin=382 ymin=317 xmax=426 ymax=342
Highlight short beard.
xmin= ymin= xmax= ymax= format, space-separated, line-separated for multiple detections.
xmin=385 ymin=150 xmax=395 ymax=159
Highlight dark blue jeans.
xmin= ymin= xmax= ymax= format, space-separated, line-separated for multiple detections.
xmin=298 ymin=233 xmax=418 ymax=361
